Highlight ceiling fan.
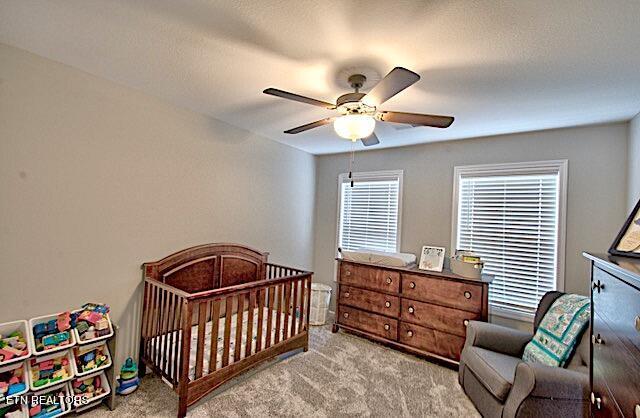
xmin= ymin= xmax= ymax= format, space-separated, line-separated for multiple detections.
xmin=263 ymin=67 xmax=454 ymax=147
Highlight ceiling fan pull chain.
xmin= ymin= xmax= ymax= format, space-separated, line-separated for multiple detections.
xmin=349 ymin=143 xmax=355 ymax=187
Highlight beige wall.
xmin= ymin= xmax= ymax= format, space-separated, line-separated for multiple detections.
xmin=314 ymin=123 xmax=628 ymax=328
xmin=0 ymin=44 xmax=316 ymax=366
xmin=629 ymin=113 xmax=640 ymax=211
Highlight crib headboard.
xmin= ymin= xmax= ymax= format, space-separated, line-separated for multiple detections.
xmin=142 ymin=243 xmax=269 ymax=293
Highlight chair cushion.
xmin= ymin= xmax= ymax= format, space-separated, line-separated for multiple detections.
xmin=461 ymin=346 xmax=522 ymax=401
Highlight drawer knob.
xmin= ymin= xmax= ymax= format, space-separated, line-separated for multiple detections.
xmin=345 ymin=270 xmax=351 ymax=276
xmin=463 ymin=319 xmax=469 ymax=326
xmin=385 ymin=301 xmax=391 ymax=308
xmin=407 ymin=330 xmax=414 ymax=337
xmin=592 ymin=280 xmax=605 ymax=293
xmin=635 ymin=404 xmax=639 ymax=418
xmin=592 ymin=333 xmax=604 ymax=345
xmin=408 ymin=306 xmax=415 ymax=314
xmin=384 ymin=324 xmax=390 ymax=331
xmin=409 ymin=282 xmax=416 ymax=289
xmin=344 ymin=292 xmax=350 ymax=298
xmin=590 ymin=392 xmax=602 ymax=410
xmin=635 ymin=316 xmax=640 ymax=332
xmin=464 ymin=291 xmax=472 ymax=299
xmin=386 ymin=277 xmax=393 ymax=284
xmin=343 ymin=312 xmax=349 ymax=319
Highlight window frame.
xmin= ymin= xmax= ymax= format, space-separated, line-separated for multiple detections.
xmin=450 ymin=160 xmax=568 ymax=322
xmin=335 ymin=169 xmax=404 ymax=255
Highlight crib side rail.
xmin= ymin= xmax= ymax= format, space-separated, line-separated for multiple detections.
xmin=184 ymin=270 xmax=312 ymax=387
xmin=140 ymin=278 xmax=190 ymax=389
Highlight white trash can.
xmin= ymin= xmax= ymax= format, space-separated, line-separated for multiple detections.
xmin=309 ymin=283 xmax=332 ymax=326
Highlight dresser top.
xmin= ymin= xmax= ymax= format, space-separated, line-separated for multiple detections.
xmin=583 ymin=252 xmax=640 ymax=287
xmin=337 ymin=258 xmax=494 ymax=285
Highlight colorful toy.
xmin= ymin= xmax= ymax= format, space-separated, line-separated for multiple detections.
xmin=0 ymin=365 xmax=26 ymax=399
xmin=75 ymin=304 xmax=111 ymax=342
xmin=116 ymin=357 xmax=139 ymax=395
xmin=30 ymin=356 xmax=70 ymax=388
xmin=0 ymin=331 xmax=29 ymax=362
xmin=33 ymin=313 xmax=73 ymax=352
xmin=71 ymin=375 xmax=106 ymax=401
xmin=27 ymin=386 xmax=66 ymax=417
xmin=0 ymin=403 xmax=24 ymax=418
xmin=73 ymin=344 xmax=109 ymax=374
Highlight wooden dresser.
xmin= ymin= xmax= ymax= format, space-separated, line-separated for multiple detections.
xmin=333 ymin=259 xmax=492 ymax=365
xmin=584 ymin=253 xmax=640 ymax=418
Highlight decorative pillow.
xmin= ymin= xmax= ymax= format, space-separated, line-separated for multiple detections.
xmin=522 ymin=294 xmax=590 ymax=367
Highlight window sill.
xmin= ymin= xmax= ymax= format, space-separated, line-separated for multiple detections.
xmin=489 ymin=306 xmax=535 ymax=323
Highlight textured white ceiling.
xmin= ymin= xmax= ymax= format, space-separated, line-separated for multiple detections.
xmin=1 ymin=0 xmax=640 ymax=154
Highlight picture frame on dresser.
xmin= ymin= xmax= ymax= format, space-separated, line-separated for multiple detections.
xmin=609 ymin=197 xmax=640 ymax=258
xmin=418 ymin=246 xmax=446 ymax=272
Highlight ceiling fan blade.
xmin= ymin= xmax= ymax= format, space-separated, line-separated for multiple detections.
xmin=263 ymin=88 xmax=335 ymax=109
xmin=361 ymin=133 xmax=380 ymax=147
xmin=377 ymin=111 xmax=454 ymax=128
xmin=361 ymin=67 xmax=420 ymax=107
xmin=284 ymin=117 xmax=335 ymax=134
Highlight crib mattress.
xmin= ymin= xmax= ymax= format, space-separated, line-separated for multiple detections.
xmin=151 ymin=307 xmax=298 ymax=380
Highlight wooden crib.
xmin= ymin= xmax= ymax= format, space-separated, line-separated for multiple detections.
xmin=139 ymin=243 xmax=313 ymax=417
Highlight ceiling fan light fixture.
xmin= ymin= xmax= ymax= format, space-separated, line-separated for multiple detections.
xmin=334 ymin=114 xmax=375 ymax=141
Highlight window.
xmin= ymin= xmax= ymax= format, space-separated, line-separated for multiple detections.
xmin=452 ymin=161 xmax=567 ymax=321
xmin=337 ymin=170 xmax=403 ymax=253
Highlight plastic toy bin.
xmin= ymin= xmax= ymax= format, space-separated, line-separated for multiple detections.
xmin=27 ymin=381 xmax=72 ymax=418
xmin=27 ymin=350 xmax=74 ymax=392
xmin=0 ymin=320 xmax=32 ymax=367
xmin=0 ymin=399 xmax=28 ymax=418
xmin=70 ymin=341 xmax=111 ymax=377
xmin=72 ymin=311 xmax=113 ymax=345
xmin=69 ymin=370 xmax=110 ymax=411
xmin=0 ymin=360 xmax=30 ymax=402
xmin=28 ymin=314 xmax=76 ymax=356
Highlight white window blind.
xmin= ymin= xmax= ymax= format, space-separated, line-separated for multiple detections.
xmin=453 ymin=162 xmax=566 ymax=319
xmin=338 ymin=171 xmax=402 ymax=253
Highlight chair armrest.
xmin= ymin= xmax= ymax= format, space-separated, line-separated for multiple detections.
xmin=464 ymin=320 xmax=532 ymax=357
xmin=504 ymin=362 xmax=589 ymax=418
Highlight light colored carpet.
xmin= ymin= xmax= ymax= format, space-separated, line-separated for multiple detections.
xmin=85 ymin=325 xmax=479 ymax=417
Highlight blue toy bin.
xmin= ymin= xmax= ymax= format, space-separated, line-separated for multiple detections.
xmin=28 ymin=313 xmax=76 ymax=356
xmin=0 ymin=360 xmax=30 ymax=402
xmin=0 ymin=320 xmax=32 ymax=367
xmin=70 ymin=341 xmax=111 ymax=378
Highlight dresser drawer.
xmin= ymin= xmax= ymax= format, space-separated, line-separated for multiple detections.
xmin=338 ymin=305 xmax=398 ymax=340
xmin=401 ymin=273 xmax=483 ymax=313
xmin=399 ymin=298 xmax=479 ymax=337
xmin=593 ymin=267 xmax=640 ymax=357
xmin=340 ymin=263 xmax=400 ymax=293
xmin=399 ymin=322 xmax=465 ymax=361
xmin=592 ymin=312 xmax=640 ymax=417
xmin=592 ymin=363 xmax=623 ymax=418
xmin=339 ymin=285 xmax=400 ymax=317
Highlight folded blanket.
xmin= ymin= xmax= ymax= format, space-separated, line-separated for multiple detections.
xmin=522 ymin=294 xmax=590 ymax=367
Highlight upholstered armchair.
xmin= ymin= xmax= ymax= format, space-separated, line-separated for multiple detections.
xmin=458 ymin=291 xmax=590 ymax=418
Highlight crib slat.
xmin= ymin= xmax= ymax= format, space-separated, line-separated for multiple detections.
xmin=234 ymin=294 xmax=245 ymax=362
xmin=148 ymin=285 xmax=158 ymax=361
xmin=306 ymin=278 xmax=312 ymax=333
xmin=166 ymin=293 xmax=176 ymax=382
xmin=298 ymin=279 xmax=305 ymax=335
xmin=256 ymin=288 xmax=265 ymax=352
xmin=222 ymin=296 xmax=233 ymax=368
xmin=265 ymin=286 xmax=275 ymax=348
xmin=194 ymin=301 xmax=208 ymax=379
xmin=173 ymin=295 xmax=183 ymax=384
xmin=208 ymin=299 xmax=221 ymax=374
xmin=275 ymin=284 xmax=283 ymax=344
xmin=283 ymin=282 xmax=291 ymax=340
xmin=161 ymin=288 xmax=172 ymax=375
xmin=154 ymin=288 xmax=165 ymax=368
xmin=143 ymin=282 xmax=152 ymax=359
xmin=245 ymin=291 xmax=255 ymax=358
xmin=291 ymin=280 xmax=298 ymax=337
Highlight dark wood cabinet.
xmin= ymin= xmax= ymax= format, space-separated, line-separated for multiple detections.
xmin=333 ymin=259 xmax=492 ymax=365
xmin=584 ymin=253 xmax=640 ymax=418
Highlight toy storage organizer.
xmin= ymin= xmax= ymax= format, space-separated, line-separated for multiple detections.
xmin=0 ymin=311 xmax=118 ymax=417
